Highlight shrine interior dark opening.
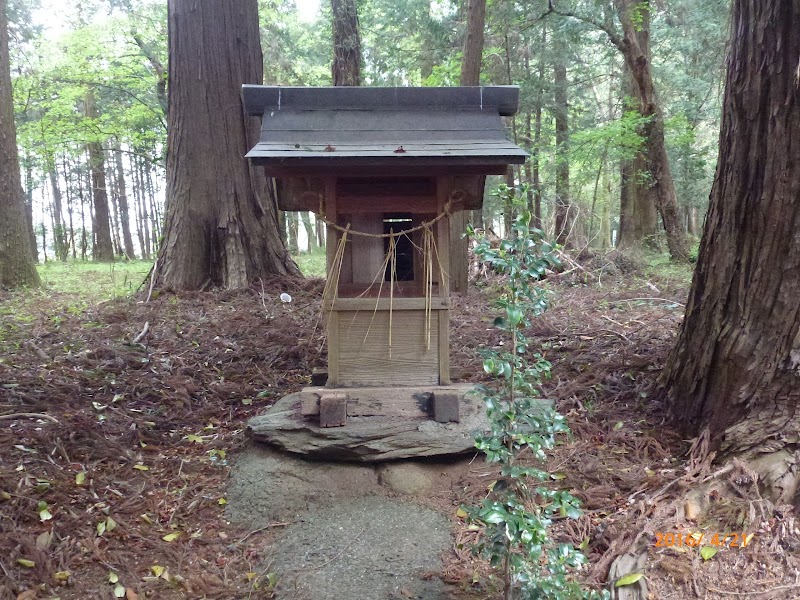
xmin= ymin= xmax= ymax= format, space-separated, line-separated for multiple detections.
xmin=383 ymin=213 xmax=414 ymax=281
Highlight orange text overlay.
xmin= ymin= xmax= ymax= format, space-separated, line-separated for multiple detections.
xmin=654 ymin=532 xmax=754 ymax=548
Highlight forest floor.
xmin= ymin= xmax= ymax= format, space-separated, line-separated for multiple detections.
xmin=1 ymin=256 xmax=799 ymax=600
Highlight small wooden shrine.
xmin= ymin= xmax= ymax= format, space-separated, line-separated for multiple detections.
xmin=243 ymin=86 xmax=526 ymax=457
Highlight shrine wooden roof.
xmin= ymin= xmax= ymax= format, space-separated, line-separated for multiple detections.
xmin=242 ymin=85 xmax=527 ymax=174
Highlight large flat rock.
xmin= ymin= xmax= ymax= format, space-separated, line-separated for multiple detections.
xmin=247 ymin=385 xmax=489 ymax=461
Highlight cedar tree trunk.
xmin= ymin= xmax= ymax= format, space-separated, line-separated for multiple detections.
xmin=114 ymin=146 xmax=136 ymax=259
xmin=617 ymin=63 xmax=658 ymax=250
xmin=529 ymin=26 xmax=546 ymax=229
xmin=459 ymin=0 xmax=485 ymax=86
xmin=23 ymin=157 xmax=37 ymax=261
xmin=331 ymin=0 xmax=361 ymax=86
xmin=0 ymin=0 xmax=39 ymax=287
xmin=614 ymin=0 xmax=687 ymax=260
xmin=85 ymin=90 xmax=115 ymax=262
xmin=657 ymin=0 xmax=800 ymax=502
xmin=155 ymin=0 xmax=298 ymax=290
xmin=450 ymin=0 xmax=487 ymax=292
xmin=553 ymin=40 xmax=573 ymax=246
xmin=47 ymin=156 xmax=68 ymax=260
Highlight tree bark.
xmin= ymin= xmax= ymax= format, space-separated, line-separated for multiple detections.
xmin=134 ymin=153 xmax=151 ymax=260
xmin=656 ymin=0 xmax=800 ymax=502
xmin=300 ymin=211 xmax=317 ymax=252
xmin=450 ymin=0 xmax=487 ymax=292
xmin=39 ymin=223 xmax=47 ymax=262
xmin=23 ymin=155 xmax=37 ymax=261
xmin=77 ymin=160 xmax=88 ymax=260
xmin=155 ymin=0 xmax=298 ymax=290
xmin=553 ymin=44 xmax=572 ymax=246
xmin=617 ymin=63 xmax=658 ymax=250
xmin=331 ymin=0 xmax=361 ymax=86
xmin=459 ymin=0 xmax=486 ymax=87
xmin=47 ymin=157 xmax=68 ymax=261
xmin=614 ymin=0 xmax=688 ymax=260
xmin=503 ymin=168 xmax=515 ymax=236
xmin=146 ymin=159 xmax=160 ymax=254
xmin=529 ymin=26 xmax=546 ymax=229
xmin=61 ymin=157 xmax=76 ymax=259
xmin=85 ymin=90 xmax=115 ymax=262
xmin=108 ymin=158 xmax=123 ymax=257
xmin=114 ymin=145 xmax=136 ymax=259
xmin=286 ymin=212 xmax=299 ymax=254
xmin=0 ymin=0 xmax=39 ymax=287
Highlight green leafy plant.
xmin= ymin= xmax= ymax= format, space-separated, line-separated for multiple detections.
xmin=466 ymin=186 xmax=607 ymax=600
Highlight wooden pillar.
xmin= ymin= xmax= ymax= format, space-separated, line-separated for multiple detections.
xmin=324 ymin=177 xmax=340 ymax=387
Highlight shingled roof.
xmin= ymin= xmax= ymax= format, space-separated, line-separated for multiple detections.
xmin=242 ymin=85 xmax=527 ymax=172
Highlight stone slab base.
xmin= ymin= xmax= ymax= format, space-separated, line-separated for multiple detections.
xmin=247 ymin=384 xmax=489 ymax=461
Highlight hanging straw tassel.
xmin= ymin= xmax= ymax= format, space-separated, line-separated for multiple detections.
xmin=315 ymin=196 xmax=454 ymax=359
xmin=388 ymin=230 xmax=398 ymax=358
xmin=322 ymin=224 xmax=350 ymax=318
xmin=422 ymin=225 xmax=434 ymax=351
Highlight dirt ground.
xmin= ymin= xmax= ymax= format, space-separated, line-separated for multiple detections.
xmin=2 ymin=261 xmax=799 ymax=599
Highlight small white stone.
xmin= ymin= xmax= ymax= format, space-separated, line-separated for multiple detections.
xmin=280 ymin=293 xmax=292 ymax=303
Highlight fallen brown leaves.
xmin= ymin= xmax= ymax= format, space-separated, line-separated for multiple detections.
xmin=0 ymin=277 xmax=323 ymax=599
xmin=2 ymin=266 xmax=799 ymax=600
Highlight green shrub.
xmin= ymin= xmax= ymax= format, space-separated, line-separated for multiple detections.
xmin=466 ymin=185 xmax=608 ymax=600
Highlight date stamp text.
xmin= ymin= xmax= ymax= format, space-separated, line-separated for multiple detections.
xmin=654 ymin=532 xmax=754 ymax=548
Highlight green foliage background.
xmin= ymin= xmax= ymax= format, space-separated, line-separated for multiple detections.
xmin=7 ymin=0 xmax=728 ymax=257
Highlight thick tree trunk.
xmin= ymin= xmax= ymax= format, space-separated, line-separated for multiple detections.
xmin=155 ymin=0 xmax=298 ymax=290
xmin=85 ymin=90 xmax=115 ymax=262
xmin=460 ymin=0 xmax=485 ymax=86
xmin=618 ymin=156 xmax=659 ymax=249
xmin=553 ymin=40 xmax=573 ymax=246
xmin=114 ymin=146 xmax=136 ymax=259
xmin=331 ymin=0 xmax=361 ymax=86
xmin=0 ymin=0 xmax=39 ymax=287
xmin=450 ymin=0 xmax=487 ymax=292
xmin=614 ymin=0 xmax=688 ymax=260
xmin=657 ymin=0 xmax=800 ymax=502
xmin=617 ymin=64 xmax=659 ymax=251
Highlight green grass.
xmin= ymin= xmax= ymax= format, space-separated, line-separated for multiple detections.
xmin=0 ymin=260 xmax=153 ymax=347
xmin=293 ymin=250 xmax=326 ymax=278
xmin=641 ymin=245 xmax=698 ymax=288
xmin=37 ymin=260 xmax=154 ymax=301
xmin=33 ymin=254 xmax=324 ymax=300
